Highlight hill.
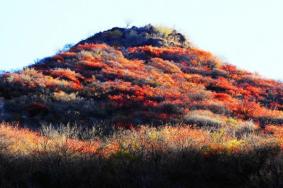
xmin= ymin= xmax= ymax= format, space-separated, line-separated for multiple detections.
xmin=0 ymin=25 xmax=282 ymax=126
xmin=0 ymin=25 xmax=283 ymax=188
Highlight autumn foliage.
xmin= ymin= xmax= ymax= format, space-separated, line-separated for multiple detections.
xmin=0 ymin=25 xmax=283 ymax=188
xmin=1 ymin=39 xmax=282 ymax=125
xmin=0 ymin=25 xmax=282 ymax=149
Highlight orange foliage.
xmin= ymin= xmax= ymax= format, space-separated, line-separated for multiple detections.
xmin=265 ymin=126 xmax=283 ymax=149
xmin=215 ymin=77 xmax=237 ymax=91
xmin=234 ymin=100 xmax=265 ymax=119
xmin=0 ymin=124 xmax=100 ymax=155
xmin=161 ymin=126 xmax=209 ymax=144
xmin=73 ymin=43 xmax=108 ymax=51
xmin=1 ymin=41 xmax=282 ymax=124
xmin=66 ymin=139 xmax=100 ymax=154
xmin=214 ymin=93 xmax=232 ymax=101
xmin=149 ymin=58 xmax=182 ymax=73
xmin=244 ymin=85 xmax=263 ymax=97
xmin=128 ymin=46 xmax=217 ymax=67
xmin=61 ymin=51 xmax=77 ymax=57
xmin=81 ymin=59 xmax=105 ymax=69
xmin=222 ymin=64 xmax=237 ymax=72
xmin=116 ymin=57 xmax=144 ymax=69
xmin=50 ymin=68 xmax=84 ymax=84
xmin=128 ymin=45 xmax=188 ymax=56
xmin=213 ymin=93 xmax=237 ymax=105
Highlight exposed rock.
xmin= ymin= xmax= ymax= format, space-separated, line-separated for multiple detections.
xmin=77 ymin=25 xmax=190 ymax=48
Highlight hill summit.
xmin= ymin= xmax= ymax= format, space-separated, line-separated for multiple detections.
xmin=0 ymin=25 xmax=282 ymax=126
xmin=78 ymin=24 xmax=190 ymax=48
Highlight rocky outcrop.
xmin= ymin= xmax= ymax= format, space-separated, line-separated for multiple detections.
xmin=77 ymin=25 xmax=190 ymax=48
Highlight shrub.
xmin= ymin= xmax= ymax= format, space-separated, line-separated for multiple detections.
xmin=258 ymin=116 xmax=283 ymax=127
xmin=188 ymin=90 xmax=210 ymax=101
xmin=184 ymin=110 xmax=224 ymax=128
xmin=53 ymin=91 xmax=78 ymax=102
xmin=40 ymin=123 xmax=102 ymax=140
xmin=149 ymin=58 xmax=182 ymax=73
xmin=235 ymin=100 xmax=263 ymax=119
xmin=154 ymin=25 xmax=174 ymax=37
xmin=210 ymin=68 xmax=228 ymax=78
xmin=49 ymin=68 xmax=83 ymax=83
xmin=158 ymin=102 xmax=182 ymax=114
xmin=225 ymin=120 xmax=257 ymax=139
xmin=106 ymin=29 xmax=123 ymax=38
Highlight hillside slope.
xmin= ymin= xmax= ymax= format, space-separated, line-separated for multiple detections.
xmin=0 ymin=25 xmax=282 ymax=126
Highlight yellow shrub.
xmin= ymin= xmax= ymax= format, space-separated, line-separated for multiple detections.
xmin=154 ymin=25 xmax=174 ymax=37
xmin=225 ymin=139 xmax=245 ymax=152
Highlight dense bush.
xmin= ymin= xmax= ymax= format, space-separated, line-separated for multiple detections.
xmin=184 ymin=110 xmax=224 ymax=128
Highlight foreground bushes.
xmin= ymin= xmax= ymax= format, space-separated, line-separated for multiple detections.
xmin=1 ymin=146 xmax=281 ymax=188
xmin=0 ymin=122 xmax=282 ymax=188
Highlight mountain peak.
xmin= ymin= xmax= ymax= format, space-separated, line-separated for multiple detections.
xmin=78 ymin=25 xmax=190 ymax=48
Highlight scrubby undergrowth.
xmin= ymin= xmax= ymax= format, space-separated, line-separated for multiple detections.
xmin=0 ymin=122 xmax=283 ymax=188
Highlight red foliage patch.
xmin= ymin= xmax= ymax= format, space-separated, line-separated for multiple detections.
xmin=1 ymin=42 xmax=282 ymax=124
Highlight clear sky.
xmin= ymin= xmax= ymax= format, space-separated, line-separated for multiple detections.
xmin=0 ymin=0 xmax=282 ymax=80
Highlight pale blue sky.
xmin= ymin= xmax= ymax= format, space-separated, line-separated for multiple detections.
xmin=0 ymin=0 xmax=282 ymax=80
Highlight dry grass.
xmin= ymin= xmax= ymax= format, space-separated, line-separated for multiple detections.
xmin=266 ymin=125 xmax=283 ymax=149
xmin=0 ymin=122 xmax=282 ymax=187
xmin=0 ymin=121 xmax=279 ymax=158
xmin=0 ymin=123 xmax=266 ymax=156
